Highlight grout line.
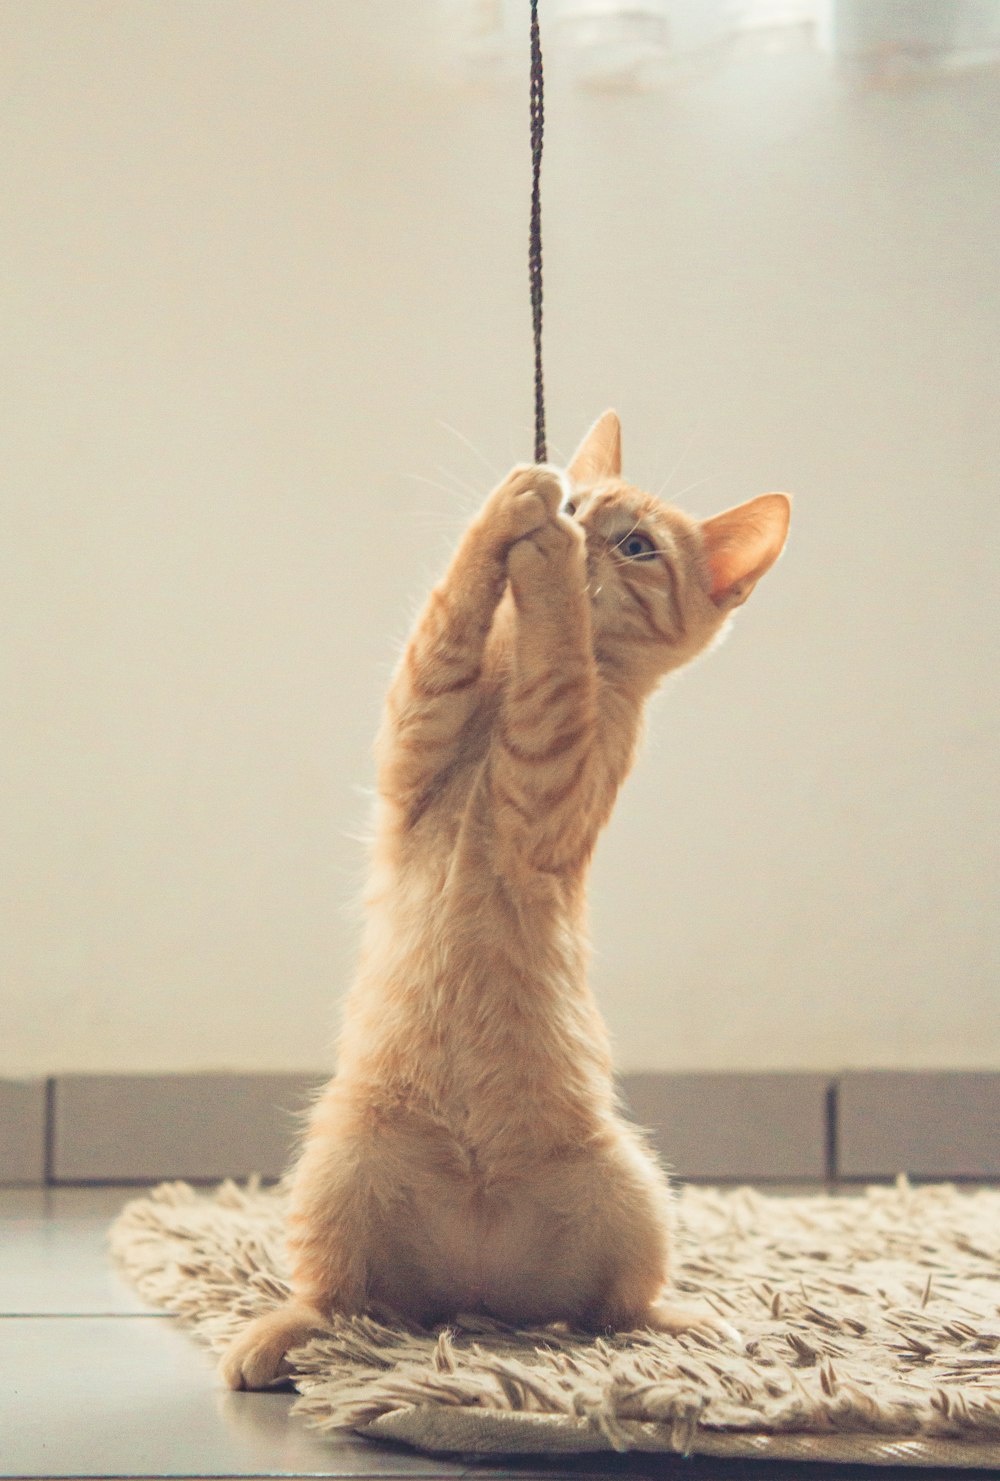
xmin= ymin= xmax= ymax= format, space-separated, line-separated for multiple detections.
xmin=46 ymin=1175 xmax=284 ymax=1189
xmin=825 ymin=1078 xmax=839 ymax=1188
xmin=0 ymin=1311 xmax=177 ymax=1319
xmin=43 ymin=1076 xmax=56 ymax=1185
xmin=677 ymin=1177 xmax=830 ymax=1189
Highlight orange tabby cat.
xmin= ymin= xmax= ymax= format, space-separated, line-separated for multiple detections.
xmin=221 ymin=411 xmax=790 ymax=1388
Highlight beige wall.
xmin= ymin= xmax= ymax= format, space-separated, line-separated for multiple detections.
xmin=3 ymin=4 xmax=997 ymax=1075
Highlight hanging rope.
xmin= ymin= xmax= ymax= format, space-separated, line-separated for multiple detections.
xmin=528 ymin=0 xmax=546 ymax=464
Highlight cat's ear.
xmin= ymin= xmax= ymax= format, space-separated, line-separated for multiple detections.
xmin=700 ymin=493 xmax=791 ymax=610
xmin=568 ymin=410 xmax=622 ymax=485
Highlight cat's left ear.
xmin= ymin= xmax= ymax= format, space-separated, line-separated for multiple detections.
xmin=568 ymin=410 xmax=622 ymax=486
xmin=700 ymin=493 xmax=791 ymax=610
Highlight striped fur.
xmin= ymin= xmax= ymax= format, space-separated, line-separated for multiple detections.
xmin=221 ymin=413 xmax=789 ymax=1389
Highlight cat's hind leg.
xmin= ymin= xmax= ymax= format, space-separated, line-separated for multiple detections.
xmin=581 ymin=1268 xmax=741 ymax=1346
xmin=588 ymin=1285 xmax=741 ymax=1344
xmin=571 ymin=1130 xmax=742 ymax=1345
xmin=219 ymin=1089 xmax=371 ymax=1390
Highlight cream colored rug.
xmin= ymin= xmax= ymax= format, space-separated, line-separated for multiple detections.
xmin=110 ymin=1178 xmax=1000 ymax=1468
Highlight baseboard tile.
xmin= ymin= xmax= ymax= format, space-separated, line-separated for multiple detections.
xmin=620 ymin=1072 xmax=830 ymax=1181
xmin=50 ymin=1073 xmax=325 ymax=1184
xmin=837 ymin=1071 xmax=1000 ymax=1179
xmin=0 ymin=1078 xmax=48 ymax=1184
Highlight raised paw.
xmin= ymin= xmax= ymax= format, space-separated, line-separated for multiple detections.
xmin=517 ymin=464 xmax=568 ymax=526
xmin=219 ymin=1299 xmax=329 ymax=1390
xmin=509 ymin=509 xmax=586 ymax=577
xmin=483 ymin=463 xmax=570 ymax=547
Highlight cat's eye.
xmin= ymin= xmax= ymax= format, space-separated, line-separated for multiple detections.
xmin=615 ymin=531 xmax=658 ymax=561
xmin=563 ymin=500 xmax=577 ymax=516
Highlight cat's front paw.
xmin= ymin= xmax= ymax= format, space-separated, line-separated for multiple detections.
xmin=519 ymin=464 xmax=568 ymax=527
xmin=219 ymin=1300 xmax=328 ymax=1390
xmin=507 ymin=512 xmax=585 ymax=610
xmin=485 ymin=464 xmax=569 ymax=546
xmin=508 ymin=503 xmax=584 ymax=576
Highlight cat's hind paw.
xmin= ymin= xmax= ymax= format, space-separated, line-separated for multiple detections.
xmin=219 ymin=1300 xmax=329 ymax=1390
xmin=645 ymin=1299 xmax=743 ymax=1347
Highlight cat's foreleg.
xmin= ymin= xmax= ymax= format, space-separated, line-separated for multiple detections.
xmin=378 ymin=464 xmax=568 ymax=816
xmin=490 ymin=486 xmax=600 ymax=872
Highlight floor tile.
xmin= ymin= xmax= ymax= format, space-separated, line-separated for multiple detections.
xmin=0 ymin=1187 xmax=155 ymax=1315
xmin=0 ymin=1316 xmax=466 ymax=1478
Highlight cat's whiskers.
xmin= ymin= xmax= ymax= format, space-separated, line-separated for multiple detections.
xmin=437 ymin=420 xmax=502 ymax=481
xmin=433 ymin=461 xmax=477 ymax=487
xmin=403 ymin=472 xmax=482 ymax=521
xmin=404 ymin=471 xmax=461 ymax=498
xmin=433 ymin=464 xmax=486 ymax=507
xmin=653 ymin=417 xmax=707 ymax=502
xmin=662 ymin=471 xmax=723 ymax=508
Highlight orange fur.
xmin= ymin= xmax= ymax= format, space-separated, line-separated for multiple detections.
xmin=220 ymin=412 xmax=790 ymax=1388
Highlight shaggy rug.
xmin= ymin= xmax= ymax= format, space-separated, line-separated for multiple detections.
xmin=109 ymin=1178 xmax=1000 ymax=1468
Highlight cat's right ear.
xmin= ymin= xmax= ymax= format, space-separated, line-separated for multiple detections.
xmin=568 ymin=410 xmax=622 ymax=486
xmin=700 ymin=493 xmax=791 ymax=610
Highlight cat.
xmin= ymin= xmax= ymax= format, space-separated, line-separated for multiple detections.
xmin=221 ymin=410 xmax=790 ymax=1389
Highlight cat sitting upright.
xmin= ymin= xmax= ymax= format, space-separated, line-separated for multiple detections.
xmin=222 ymin=411 xmax=790 ymax=1388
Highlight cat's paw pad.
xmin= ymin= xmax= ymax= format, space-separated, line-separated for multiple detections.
xmin=219 ymin=1302 xmax=327 ymax=1391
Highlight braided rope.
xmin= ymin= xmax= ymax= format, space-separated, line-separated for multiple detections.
xmin=528 ymin=0 xmax=546 ymax=464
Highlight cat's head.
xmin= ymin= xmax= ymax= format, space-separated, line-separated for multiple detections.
xmin=564 ymin=411 xmax=790 ymax=681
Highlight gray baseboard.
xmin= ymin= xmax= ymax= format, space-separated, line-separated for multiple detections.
xmin=1 ymin=1070 xmax=997 ymax=1186
xmin=50 ymin=1073 xmax=325 ymax=1184
xmin=620 ymin=1072 xmax=830 ymax=1181
xmin=0 ymin=1079 xmax=48 ymax=1184
xmin=836 ymin=1070 xmax=1000 ymax=1180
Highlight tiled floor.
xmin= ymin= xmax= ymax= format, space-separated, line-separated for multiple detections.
xmin=2 ymin=1185 xmax=996 ymax=1481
